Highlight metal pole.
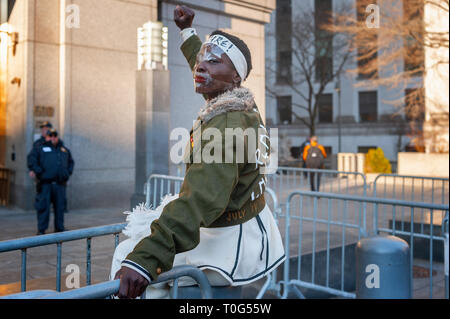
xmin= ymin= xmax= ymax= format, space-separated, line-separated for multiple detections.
xmin=21 ymin=249 xmax=27 ymax=292
xmin=335 ymin=76 xmax=342 ymax=153
xmin=338 ymin=84 xmax=342 ymax=153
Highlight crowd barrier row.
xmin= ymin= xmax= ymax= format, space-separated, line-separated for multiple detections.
xmin=0 ymin=223 xmax=125 ymax=292
xmin=149 ymin=167 xmax=448 ymax=208
xmin=270 ymin=191 xmax=449 ymax=299
xmin=0 ymin=169 xmax=448 ymax=299
xmin=2 ymin=265 xmax=213 ymax=299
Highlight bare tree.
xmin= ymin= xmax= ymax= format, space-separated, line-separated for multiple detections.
xmin=266 ymin=1 xmax=355 ymax=137
xmin=332 ymin=0 xmax=449 ymax=152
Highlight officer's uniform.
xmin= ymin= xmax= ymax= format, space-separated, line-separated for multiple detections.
xmin=28 ymin=139 xmax=74 ymax=233
xmin=120 ymin=34 xmax=285 ymax=287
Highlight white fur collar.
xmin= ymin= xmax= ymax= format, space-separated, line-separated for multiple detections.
xmin=197 ymin=87 xmax=256 ymax=124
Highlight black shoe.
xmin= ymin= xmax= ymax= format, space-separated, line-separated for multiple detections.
xmin=55 ymin=228 xmax=68 ymax=233
xmin=36 ymin=231 xmax=45 ymax=235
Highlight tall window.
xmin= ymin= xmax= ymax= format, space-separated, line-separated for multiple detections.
xmin=276 ymin=0 xmax=292 ymax=83
xmin=278 ymin=51 xmax=292 ymax=83
xmin=403 ymin=0 xmax=424 ymax=76
xmin=277 ymin=96 xmax=292 ymax=124
xmin=317 ymin=93 xmax=333 ymax=123
xmin=356 ymin=0 xmax=378 ymax=79
xmin=315 ymin=0 xmax=333 ymax=82
xmin=359 ymin=91 xmax=378 ymax=122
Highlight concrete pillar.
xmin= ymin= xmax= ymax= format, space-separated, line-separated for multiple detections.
xmin=130 ymin=68 xmax=170 ymax=209
xmin=356 ymin=153 xmax=366 ymax=174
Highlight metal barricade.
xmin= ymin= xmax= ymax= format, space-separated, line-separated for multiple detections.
xmin=281 ymin=191 xmax=367 ymax=299
xmin=280 ymin=190 xmax=449 ymax=299
xmin=2 ymin=265 xmax=213 ymax=299
xmin=373 ymin=174 xmax=449 ymax=205
xmin=256 ymin=187 xmax=283 ymax=299
xmin=0 ymin=224 xmax=125 ymax=292
xmin=144 ymin=174 xmax=184 ymax=209
xmin=371 ymin=196 xmax=449 ymax=299
xmin=266 ymin=167 xmax=367 ymax=213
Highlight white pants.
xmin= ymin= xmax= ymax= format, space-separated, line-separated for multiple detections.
xmin=110 ymin=204 xmax=285 ymax=299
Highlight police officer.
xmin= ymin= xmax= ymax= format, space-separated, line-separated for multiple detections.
xmin=28 ymin=129 xmax=75 ymax=234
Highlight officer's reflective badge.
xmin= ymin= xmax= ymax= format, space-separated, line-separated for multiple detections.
xmin=61 ymin=147 xmax=67 ymax=153
xmin=42 ymin=147 xmax=52 ymax=152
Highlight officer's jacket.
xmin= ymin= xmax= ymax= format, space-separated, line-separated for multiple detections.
xmin=28 ymin=140 xmax=75 ymax=184
xmin=27 ymin=136 xmax=46 ymax=172
xmin=33 ymin=136 xmax=46 ymax=149
xmin=125 ymin=35 xmax=271 ymax=281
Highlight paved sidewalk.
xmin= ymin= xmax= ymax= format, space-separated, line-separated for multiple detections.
xmin=0 ymin=205 xmax=129 ymax=296
xmin=0 ymin=206 xmax=127 ymax=241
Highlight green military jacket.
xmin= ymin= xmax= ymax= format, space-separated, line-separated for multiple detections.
xmin=125 ymin=35 xmax=270 ymax=282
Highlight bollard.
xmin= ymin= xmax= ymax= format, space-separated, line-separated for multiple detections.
xmin=356 ymin=235 xmax=411 ymax=299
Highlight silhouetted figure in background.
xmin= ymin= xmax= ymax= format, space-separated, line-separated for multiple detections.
xmin=303 ymin=136 xmax=327 ymax=191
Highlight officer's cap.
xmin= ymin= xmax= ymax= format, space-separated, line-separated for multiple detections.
xmin=40 ymin=121 xmax=53 ymax=129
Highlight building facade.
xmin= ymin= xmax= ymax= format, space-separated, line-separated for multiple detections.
xmin=0 ymin=0 xmax=275 ymax=210
xmin=265 ymin=0 xmax=435 ymax=167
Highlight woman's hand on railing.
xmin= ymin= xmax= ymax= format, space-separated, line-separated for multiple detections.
xmin=114 ymin=266 xmax=149 ymax=299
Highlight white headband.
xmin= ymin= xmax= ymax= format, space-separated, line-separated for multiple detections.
xmin=205 ymin=34 xmax=248 ymax=81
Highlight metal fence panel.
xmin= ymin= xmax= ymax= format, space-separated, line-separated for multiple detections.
xmin=0 ymin=224 xmax=125 ymax=292
xmin=144 ymin=174 xmax=184 ymax=209
xmin=373 ymin=174 xmax=449 ymax=205
xmin=266 ymin=167 xmax=367 ymax=215
xmin=1 ymin=265 xmax=213 ymax=299
xmin=281 ymin=191 xmax=367 ymax=299
xmin=279 ymin=190 xmax=449 ymax=299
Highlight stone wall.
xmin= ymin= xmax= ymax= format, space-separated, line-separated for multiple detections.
xmin=398 ymin=152 xmax=449 ymax=178
xmin=4 ymin=0 xmax=275 ymax=210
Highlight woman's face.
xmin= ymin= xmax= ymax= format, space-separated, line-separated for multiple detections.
xmin=194 ymin=44 xmax=241 ymax=99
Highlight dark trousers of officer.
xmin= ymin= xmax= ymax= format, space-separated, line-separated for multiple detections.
xmin=309 ymin=172 xmax=322 ymax=192
xmin=35 ymin=183 xmax=66 ymax=233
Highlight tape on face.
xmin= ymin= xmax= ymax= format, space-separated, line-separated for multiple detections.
xmin=194 ymin=44 xmax=234 ymax=90
xmin=196 ymin=43 xmax=226 ymax=66
xmin=200 ymin=34 xmax=248 ymax=81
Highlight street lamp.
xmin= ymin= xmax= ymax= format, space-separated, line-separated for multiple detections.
xmin=137 ymin=21 xmax=168 ymax=71
xmin=334 ymin=75 xmax=342 ymax=153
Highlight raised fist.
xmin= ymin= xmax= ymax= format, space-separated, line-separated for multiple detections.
xmin=174 ymin=5 xmax=195 ymax=30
